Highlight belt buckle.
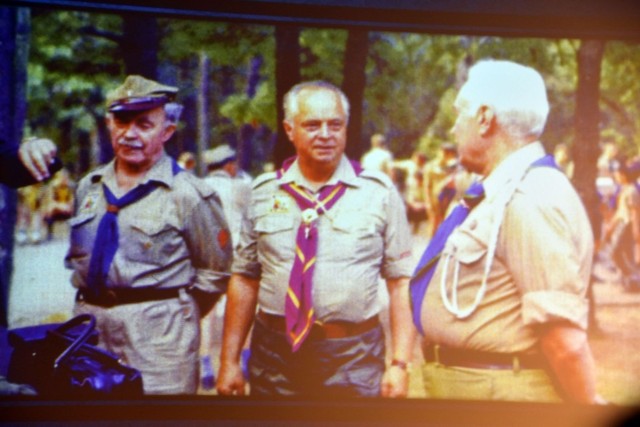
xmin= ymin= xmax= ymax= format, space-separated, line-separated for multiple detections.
xmin=309 ymin=320 xmax=326 ymax=339
xmin=100 ymin=289 xmax=118 ymax=307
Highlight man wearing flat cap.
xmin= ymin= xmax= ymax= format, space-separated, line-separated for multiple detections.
xmin=65 ymin=75 xmax=232 ymax=394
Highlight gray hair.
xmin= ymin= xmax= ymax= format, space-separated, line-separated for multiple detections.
xmin=164 ymin=102 xmax=184 ymax=124
xmin=455 ymin=60 xmax=549 ymax=139
xmin=283 ymin=80 xmax=350 ymax=122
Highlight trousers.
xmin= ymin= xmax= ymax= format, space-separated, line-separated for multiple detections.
xmin=249 ymin=317 xmax=385 ymax=397
xmin=422 ymin=361 xmax=562 ymax=402
xmin=74 ymin=287 xmax=200 ymax=394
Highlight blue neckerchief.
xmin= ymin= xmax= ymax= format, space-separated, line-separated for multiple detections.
xmin=86 ymin=159 xmax=182 ymax=296
xmin=409 ymin=154 xmax=558 ymax=335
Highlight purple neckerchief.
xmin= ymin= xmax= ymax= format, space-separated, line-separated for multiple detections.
xmin=276 ymin=156 xmax=361 ymax=351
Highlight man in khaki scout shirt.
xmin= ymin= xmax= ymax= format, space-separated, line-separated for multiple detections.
xmin=65 ymin=75 xmax=232 ymax=394
xmin=217 ymin=81 xmax=416 ymax=398
xmin=417 ymin=60 xmax=605 ymax=404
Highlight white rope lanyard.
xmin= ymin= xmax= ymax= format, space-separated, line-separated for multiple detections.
xmin=440 ymin=166 xmax=531 ymax=319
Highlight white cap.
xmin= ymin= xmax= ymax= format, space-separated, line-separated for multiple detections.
xmin=204 ymin=145 xmax=236 ymax=167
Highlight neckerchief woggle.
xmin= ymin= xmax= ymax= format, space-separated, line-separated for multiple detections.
xmin=277 ymin=156 xmax=362 ymax=351
xmin=409 ymin=154 xmax=558 ymax=335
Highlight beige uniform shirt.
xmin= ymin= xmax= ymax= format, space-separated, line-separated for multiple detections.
xmin=422 ymin=142 xmax=593 ymax=354
xmin=65 ymin=154 xmax=232 ymax=293
xmin=233 ymin=155 xmax=413 ymax=322
xmin=205 ymin=169 xmax=251 ymax=245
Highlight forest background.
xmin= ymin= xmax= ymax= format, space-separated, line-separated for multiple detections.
xmin=3 ymin=7 xmax=640 ymax=180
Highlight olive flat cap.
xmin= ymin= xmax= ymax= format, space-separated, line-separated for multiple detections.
xmin=106 ymin=75 xmax=178 ymax=113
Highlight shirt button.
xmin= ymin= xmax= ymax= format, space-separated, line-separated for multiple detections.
xmin=468 ymin=219 xmax=477 ymax=230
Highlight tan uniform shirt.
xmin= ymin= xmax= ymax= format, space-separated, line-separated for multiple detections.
xmin=205 ymin=169 xmax=251 ymax=245
xmin=65 ymin=154 xmax=232 ymax=293
xmin=422 ymin=142 xmax=593 ymax=354
xmin=233 ymin=155 xmax=413 ymax=322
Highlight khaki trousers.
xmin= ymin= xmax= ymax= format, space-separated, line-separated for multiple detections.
xmin=74 ymin=288 xmax=200 ymax=395
xmin=422 ymin=361 xmax=563 ymax=402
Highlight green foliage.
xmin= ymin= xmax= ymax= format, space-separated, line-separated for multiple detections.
xmin=23 ymin=8 xmax=640 ymax=174
xmin=26 ymin=9 xmax=122 ymax=173
xmin=219 ymin=84 xmax=276 ymax=129
xmin=365 ymin=33 xmax=464 ymax=158
xmin=300 ymin=28 xmax=348 ymax=84
xmin=601 ymin=41 xmax=640 ymax=156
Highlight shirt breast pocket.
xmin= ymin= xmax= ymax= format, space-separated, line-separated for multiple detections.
xmin=331 ymin=210 xmax=382 ymax=259
xmin=446 ymin=229 xmax=488 ymax=268
xmin=124 ymin=219 xmax=182 ymax=266
xmin=255 ymin=214 xmax=295 ymax=261
xmin=68 ymin=212 xmax=97 ymax=256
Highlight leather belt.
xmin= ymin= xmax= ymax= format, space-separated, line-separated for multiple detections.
xmin=422 ymin=343 xmax=547 ymax=370
xmin=257 ymin=310 xmax=379 ymax=340
xmin=76 ymin=286 xmax=183 ymax=308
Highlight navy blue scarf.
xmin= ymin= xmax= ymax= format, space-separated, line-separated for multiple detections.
xmin=86 ymin=160 xmax=181 ymax=296
xmin=409 ymin=154 xmax=558 ymax=335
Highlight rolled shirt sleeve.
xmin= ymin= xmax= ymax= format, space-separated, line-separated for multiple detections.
xmin=503 ymin=168 xmax=593 ymax=331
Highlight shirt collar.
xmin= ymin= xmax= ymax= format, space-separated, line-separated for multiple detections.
xmin=482 ymin=141 xmax=546 ymax=201
xmin=278 ymin=155 xmax=360 ymax=192
xmin=88 ymin=153 xmax=176 ymax=190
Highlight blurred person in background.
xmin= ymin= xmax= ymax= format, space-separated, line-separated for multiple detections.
xmin=603 ymin=159 xmax=640 ymax=291
xmin=423 ymin=142 xmax=459 ymax=238
xmin=200 ymin=144 xmax=251 ymax=390
xmin=361 ymin=133 xmax=394 ymax=179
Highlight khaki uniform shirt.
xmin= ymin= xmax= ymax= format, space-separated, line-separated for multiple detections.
xmin=233 ymin=156 xmax=413 ymax=322
xmin=422 ymin=142 xmax=593 ymax=354
xmin=65 ymin=154 xmax=232 ymax=293
xmin=205 ymin=169 xmax=251 ymax=245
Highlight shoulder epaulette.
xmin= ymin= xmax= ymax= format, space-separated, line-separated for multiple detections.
xmin=180 ymin=172 xmax=217 ymax=199
xmin=359 ymin=169 xmax=394 ymax=188
xmin=252 ymin=171 xmax=278 ymax=189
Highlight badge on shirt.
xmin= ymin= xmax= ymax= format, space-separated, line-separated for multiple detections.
xmin=80 ymin=191 xmax=101 ymax=214
xmin=270 ymin=194 xmax=290 ymax=213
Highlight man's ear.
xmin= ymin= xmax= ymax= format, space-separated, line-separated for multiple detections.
xmin=283 ymin=119 xmax=294 ymax=142
xmin=162 ymin=123 xmax=177 ymax=143
xmin=477 ymin=105 xmax=496 ymax=137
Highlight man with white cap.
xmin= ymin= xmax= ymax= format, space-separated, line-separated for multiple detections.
xmin=200 ymin=144 xmax=251 ymax=389
xmin=65 ymin=75 xmax=232 ymax=394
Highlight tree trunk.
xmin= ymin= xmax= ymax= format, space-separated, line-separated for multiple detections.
xmin=342 ymin=29 xmax=369 ymax=161
xmin=0 ymin=7 xmax=30 ymax=327
xmin=573 ymin=39 xmax=605 ymax=242
xmin=274 ymin=25 xmax=301 ymax=166
xmin=196 ymin=51 xmax=210 ymax=176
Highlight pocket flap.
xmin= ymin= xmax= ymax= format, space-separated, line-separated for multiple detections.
xmin=68 ymin=212 xmax=97 ymax=228
xmin=130 ymin=219 xmax=176 ymax=236
xmin=255 ymin=214 xmax=295 ymax=234
xmin=448 ymin=232 xmax=487 ymax=265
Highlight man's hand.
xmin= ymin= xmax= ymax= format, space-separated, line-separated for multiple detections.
xmin=216 ymin=274 xmax=259 ymax=396
xmin=18 ymin=137 xmax=57 ymax=182
xmin=384 ymin=277 xmax=416 ymax=398
xmin=380 ymin=364 xmax=409 ymax=398
xmin=216 ymin=361 xmax=247 ymax=396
